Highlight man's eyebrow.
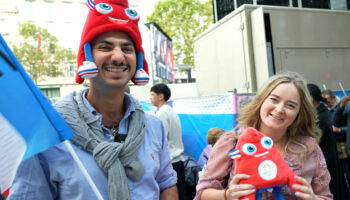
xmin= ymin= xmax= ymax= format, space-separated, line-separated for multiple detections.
xmin=94 ymin=40 xmax=114 ymax=46
xmin=122 ymin=41 xmax=135 ymax=47
xmin=93 ymin=40 xmax=135 ymax=48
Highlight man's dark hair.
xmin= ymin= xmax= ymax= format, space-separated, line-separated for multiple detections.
xmin=307 ymin=83 xmax=327 ymax=103
xmin=322 ymin=89 xmax=335 ymax=97
xmin=151 ymin=83 xmax=171 ymax=101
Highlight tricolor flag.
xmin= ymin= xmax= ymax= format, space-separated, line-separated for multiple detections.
xmin=0 ymin=34 xmax=74 ymax=195
xmin=229 ymin=149 xmax=241 ymax=159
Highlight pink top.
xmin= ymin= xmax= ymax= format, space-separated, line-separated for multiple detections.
xmin=194 ymin=132 xmax=333 ymax=200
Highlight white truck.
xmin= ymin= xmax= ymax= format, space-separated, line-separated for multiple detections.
xmin=194 ymin=5 xmax=350 ymax=95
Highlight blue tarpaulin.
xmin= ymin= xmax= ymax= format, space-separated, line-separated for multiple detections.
xmin=142 ymin=93 xmax=255 ymax=161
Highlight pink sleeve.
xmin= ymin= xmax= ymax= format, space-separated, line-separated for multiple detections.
xmin=194 ymin=132 xmax=237 ymax=200
xmin=292 ymin=137 xmax=333 ymax=199
xmin=309 ymin=143 xmax=333 ymax=199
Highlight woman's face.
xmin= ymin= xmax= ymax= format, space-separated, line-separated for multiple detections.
xmin=259 ymin=83 xmax=301 ymax=140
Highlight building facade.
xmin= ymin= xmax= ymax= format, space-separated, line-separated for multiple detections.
xmin=213 ymin=0 xmax=350 ymax=22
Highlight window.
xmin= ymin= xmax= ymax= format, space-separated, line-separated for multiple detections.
xmin=302 ymin=0 xmax=330 ymax=9
xmin=237 ymin=0 xmax=254 ymax=8
xmin=215 ymin=0 xmax=237 ymax=21
xmin=40 ymin=86 xmax=60 ymax=103
xmin=257 ymin=0 xmax=290 ymax=6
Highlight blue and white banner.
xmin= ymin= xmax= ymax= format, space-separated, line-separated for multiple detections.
xmin=141 ymin=93 xmax=256 ymax=162
xmin=0 ymin=34 xmax=74 ymax=194
xmin=173 ymin=94 xmax=236 ymax=161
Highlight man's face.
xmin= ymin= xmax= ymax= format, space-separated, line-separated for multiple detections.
xmin=91 ymin=31 xmax=136 ymax=89
xmin=150 ymin=91 xmax=162 ymax=107
xmin=323 ymin=94 xmax=335 ymax=108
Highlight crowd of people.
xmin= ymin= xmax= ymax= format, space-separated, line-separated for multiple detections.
xmin=3 ymin=0 xmax=350 ymax=200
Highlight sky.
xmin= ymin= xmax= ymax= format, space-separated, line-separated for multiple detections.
xmin=0 ymin=0 xmax=160 ymax=51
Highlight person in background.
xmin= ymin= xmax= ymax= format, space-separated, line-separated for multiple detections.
xmin=195 ymin=72 xmax=332 ymax=200
xmin=197 ymin=127 xmax=226 ymax=182
xmin=323 ymin=89 xmax=350 ymax=199
xmin=307 ymin=83 xmax=345 ymax=200
xmin=197 ymin=127 xmax=226 ymax=169
xmin=150 ymin=83 xmax=186 ymax=200
xmin=322 ymin=89 xmax=348 ymax=143
xmin=322 ymin=89 xmax=341 ymax=119
xmin=8 ymin=0 xmax=178 ymax=199
xmin=333 ymin=94 xmax=350 ymax=199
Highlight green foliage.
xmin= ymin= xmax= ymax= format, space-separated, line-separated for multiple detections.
xmin=147 ymin=0 xmax=213 ymax=68
xmin=11 ymin=22 xmax=76 ymax=83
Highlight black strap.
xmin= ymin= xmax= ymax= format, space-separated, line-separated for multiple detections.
xmin=114 ymin=134 xmax=127 ymax=143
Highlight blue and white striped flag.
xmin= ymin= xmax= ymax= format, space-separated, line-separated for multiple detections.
xmin=229 ymin=149 xmax=241 ymax=159
xmin=0 ymin=34 xmax=74 ymax=194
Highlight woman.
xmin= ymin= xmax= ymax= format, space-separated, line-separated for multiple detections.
xmin=195 ymin=72 xmax=332 ymax=200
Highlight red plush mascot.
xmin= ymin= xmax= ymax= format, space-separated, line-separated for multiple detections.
xmin=229 ymin=127 xmax=299 ymax=200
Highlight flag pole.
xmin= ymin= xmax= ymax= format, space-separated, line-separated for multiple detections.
xmin=64 ymin=140 xmax=104 ymax=200
xmin=339 ymin=82 xmax=347 ymax=97
xmin=322 ymin=84 xmax=327 ymax=90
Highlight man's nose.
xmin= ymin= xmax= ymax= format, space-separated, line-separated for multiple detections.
xmin=111 ymin=47 xmax=125 ymax=61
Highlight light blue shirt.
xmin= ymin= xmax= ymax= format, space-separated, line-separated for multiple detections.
xmin=9 ymin=92 xmax=177 ymax=200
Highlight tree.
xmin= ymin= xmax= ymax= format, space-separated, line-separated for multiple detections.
xmin=147 ymin=0 xmax=213 ymax=68
xmin=11 ymin=22 xmax=76 ymax=83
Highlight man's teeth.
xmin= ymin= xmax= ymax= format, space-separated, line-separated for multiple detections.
xmin=106 ymin=68 xmax=125 ymax=72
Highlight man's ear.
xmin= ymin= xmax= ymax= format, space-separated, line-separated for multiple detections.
xmin=159 ymin=93 xmax=165 ymax=101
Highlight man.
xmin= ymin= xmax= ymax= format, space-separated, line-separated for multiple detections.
xmin=322 ymin=89 xmax=348 ymax=152
xmin=322 ymin=89 xmax=341 ymax=119
xmin=333 ymin=95 xmax=350 ymax=199
xmin=323 ymin=89 xmax=350 ymax=197
xmin=307 ymin=84 xmax=344 ymax=200
xmin=9 ymin=0 xmax=178 ymax=199
xmin=150 ymin=83 xmax=186 ymax=200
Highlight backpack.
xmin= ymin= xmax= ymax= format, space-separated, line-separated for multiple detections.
xmin=183 ymin=154 xmax=201 ymax=187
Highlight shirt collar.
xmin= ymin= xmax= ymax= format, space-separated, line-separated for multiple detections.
xmin=81 ymin=89 xmax=136 ymax=134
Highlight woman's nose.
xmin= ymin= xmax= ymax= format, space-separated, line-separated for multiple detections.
xmin=275 ymin=103 xmax=285 ymax=113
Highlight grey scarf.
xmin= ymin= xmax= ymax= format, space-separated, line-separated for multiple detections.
xmin=55 ymin=90 xmax=146 ymax=200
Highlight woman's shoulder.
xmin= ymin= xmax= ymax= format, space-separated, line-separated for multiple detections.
xmin=210 ymin=131 xmax=238 ymax=155
xmin=215 ymin=131 xmax=238 ymax=145
xmin=288 ymin=136 xmax=318 ymax=154
xmin=298 ymin=135 xmax=318 ymax=145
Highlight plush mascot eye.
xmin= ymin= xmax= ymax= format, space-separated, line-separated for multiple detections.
xmin=96 ymin=3 xmax=113 ymax=14
xmin=261 ymin=136 xmax=273 ymax=149
xmin=242 ymin=143 xmax=257 ymax=155
xmin=125 ymin=8 xmax=140 ymax=20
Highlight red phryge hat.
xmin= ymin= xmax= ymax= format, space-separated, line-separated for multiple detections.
xmin=76 ymin=0 xmax=149 ymax=85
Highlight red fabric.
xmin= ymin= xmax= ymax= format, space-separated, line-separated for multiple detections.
xmin=2 ymin=188 xmax=9 ymax=196
xmin=76 ymin=0 xmax=148 ymax=84
xmin=233 ymin=127 xmax=299 ymax=199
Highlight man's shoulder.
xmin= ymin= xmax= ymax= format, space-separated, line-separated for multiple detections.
xmin=144 ymin=112 xmax=163 ymax=126
xmin=144 ymin=112 xmax=166 ymax=137
xmin=159 ymin=104 xmax=177 ymax=116
xmin=54 ymin=90 xmax=84 ymax=113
